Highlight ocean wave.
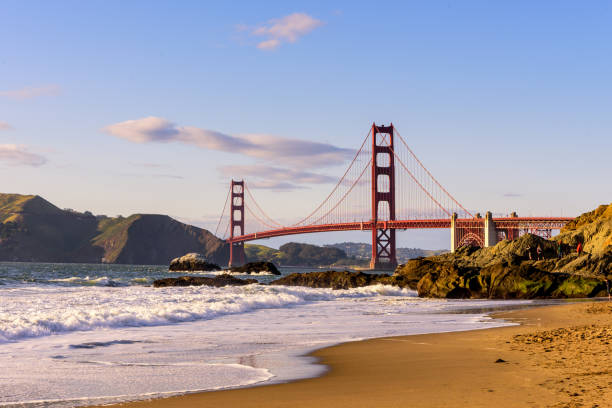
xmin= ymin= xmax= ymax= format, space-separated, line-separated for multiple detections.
xmin=0 ymin=284 xmax=416 ymax=343
xmin=48 ymin=276 xmax=125 ymax=287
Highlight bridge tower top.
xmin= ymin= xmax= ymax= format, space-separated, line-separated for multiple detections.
xmin=229 ymin=179 xmax=246 ymax=267
xmin=370 ymin=123 xmax=398 ymax=269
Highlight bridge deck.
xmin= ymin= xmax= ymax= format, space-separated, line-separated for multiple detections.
xmin=227 ymin=217 xmax=574 ymax=243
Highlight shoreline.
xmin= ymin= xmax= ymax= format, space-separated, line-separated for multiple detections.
xmin=96 ymin=299 xmax=612 ymax=408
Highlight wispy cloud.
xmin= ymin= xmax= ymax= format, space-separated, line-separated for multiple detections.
xmin=249 ymin=12 xmax=323 ymax=50
xmin=153 ymin=174 xmax=184 ymax=179
xmin=129 ymin=161 xmax=168 ymax=169
xmin=0 ymin=85 xmax=61 ymax=100
xmin=247 ymin=180 xmax=307 ymax=191
xmin=0 ymin=121 xmax=13 ymax=131
xmin=103 ymin=116 xmax=353 ymax=168
xmin=0 ymin=144 xmax=47 ymax=166
xmin=220 ymin=164 xmax=335 ymax=190
xmin=503 ymin=193 xmax=522 ymax=198
xmin=119 ymin=172 xmax=184 ymax=180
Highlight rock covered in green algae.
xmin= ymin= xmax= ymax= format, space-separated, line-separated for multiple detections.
xmin=392 ymin=216 xmax=611 ymax=299
xmin=270 ymin=270 xmax=402 ymax=290
xmin=415 ymin=261 xmax=607 ymax=299
xmin=229 ymin=261 xmax=281 ymax=275
xmin=153 ymin=274 xmax=258 ymax=287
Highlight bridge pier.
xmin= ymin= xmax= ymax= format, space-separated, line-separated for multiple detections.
xmin=228 ymin=179 xmax=246 ymax=267
xmin=484 ymin=211 xmax=497 ymax=248
xmin=450 ymin=213 xmax=458 ymax=252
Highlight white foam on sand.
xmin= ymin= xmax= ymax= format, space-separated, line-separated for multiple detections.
xmin=0 ymin=283 xmax=532 ymax=407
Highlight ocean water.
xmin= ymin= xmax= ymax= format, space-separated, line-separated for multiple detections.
xmin=0 ymin=262 xmax=534 ymax=407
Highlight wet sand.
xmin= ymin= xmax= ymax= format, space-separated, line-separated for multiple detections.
xmin=105 ymin=301 xmax=612 ymax=408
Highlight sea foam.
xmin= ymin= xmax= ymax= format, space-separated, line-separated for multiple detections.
xmin=0 ymin=284 xmax=416 ymax=343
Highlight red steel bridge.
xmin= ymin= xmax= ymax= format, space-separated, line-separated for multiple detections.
xmin=215 ymin=124 xmax=573 ymax=269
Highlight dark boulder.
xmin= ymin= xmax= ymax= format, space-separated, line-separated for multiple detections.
xmin=229 ymin=261 xmax=281 ymax=275
xmin=153 ymin=274 xmax=258 ymax=288
xmin=416 ymin=261 xmax=607 ymax=299
xmin=169 ymin=253 xmax=221 ymax=272
xmin=393 ymin=257 xmax=452 ymax=290
xmin=270 ymin=270 xmax=394 ymax=290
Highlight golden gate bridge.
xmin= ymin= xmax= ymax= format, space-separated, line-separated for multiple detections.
xmin=215 ymin=123 xmax=572 ymax=269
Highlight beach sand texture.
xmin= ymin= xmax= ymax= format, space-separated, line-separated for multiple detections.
xmin=105 ymin=302 xmax=612 ymax=408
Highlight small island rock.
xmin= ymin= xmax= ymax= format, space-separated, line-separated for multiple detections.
xmin=153 ymin=274 xmax=258 ymax=288
xmin=169 ymin=253 xmax=221 ymax=271
xmin=270 ymin=270 xmax=395 ymax=289
xmin=229 ymin=261 xmax=281 ymax=275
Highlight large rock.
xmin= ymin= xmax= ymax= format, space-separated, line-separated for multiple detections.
xmin=416 ymin=261 xmax=607 ymax=299
xmin=153 ymin=274 xmax=258 ymax=288
xmin=229 ymin=261 xmax=281 ymax=275
xmin=392 ymin=258 xmax=445 ymax=290
xmin=169 ymin=253 xmax=221 ymax=271
xmin=270 ymin=270 xmax=398 ymax=290
xmin=392 ymin=202 xmax=612 ymax=300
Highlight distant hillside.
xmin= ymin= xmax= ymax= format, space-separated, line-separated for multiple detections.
xmin=245 ymin=241 xmax=447 ymax=267
xmin=325 ymin=242 xmax=447 ymax=263
xmin=0 ymin=193 xmax=227 ymax=265
xmin=245 ymin=242 xmax=351 ymax=267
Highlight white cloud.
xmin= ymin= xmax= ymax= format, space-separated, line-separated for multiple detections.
xmin=251 ymin=12 xmax=323 ymax=50
xmin=257 ymin=39 xmax=281 ymax=50
xmin=0 ymin=144 xmax=47 ymax=166
xmin=247 ymin=180 xmax=307 ymax=191
xmin=0 ymin=85 xmax=61 ymax=100
xmin=0 ymin=121 xmax=13 ymax=131
xmin=219 ymin=164 xmax=336 ymax=191
xmin=103 ymin=116 xmax=353 ymax=168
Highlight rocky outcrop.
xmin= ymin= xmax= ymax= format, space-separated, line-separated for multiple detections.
xmin=392 ymin=203 xmax=612 ymax=299
xmin=415 ymin=261 xmax=606 ymax=299
xmin=229 ymin=261 xmax=280 ymax=275
xmin=270 ymin=270 xmax=398 ymax=290
xmin=169 ymin=253 xmax=221 ymax=271
xmin=153 ymin=274 xmax=258 ymax=288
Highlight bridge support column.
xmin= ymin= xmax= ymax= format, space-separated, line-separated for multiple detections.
xmin=450 ymin=213 xmax=458 ymax=252
xmin=370 ymin=123 xmax=398 ymax=270
xmin=484 ymin=211 xmax=497 ymax=248
xmin=508 ymin=212 xmax=519 ymax=240
xmin=228 ymin=179 xmax=246 ymax=267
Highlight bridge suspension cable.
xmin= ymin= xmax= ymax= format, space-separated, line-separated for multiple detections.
xmin=214 ymin=184 xmax=231 ymax=237
xmin=291 ymin=128 xmax=373 ymax=227
xmin=244 ymin=183 xmax=284 ymax=228
xmin=387 ymin=144 xmax=451 ymax=217
xmin=310 ymin=157 xmax=372 ymax=225
xmin=244 ymin=203 xmax=281 ymax=230
xmin=217 ymin=123 xmax=475 ymax=240
xmin=394 ymin=129 xmax=473 ymax=218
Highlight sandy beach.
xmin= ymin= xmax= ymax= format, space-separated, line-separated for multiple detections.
xmin=100 ymin=301 xmax=612 ymax=408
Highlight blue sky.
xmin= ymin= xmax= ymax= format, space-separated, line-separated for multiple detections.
xmin=1 ymin=1 xmax=611 ymax=249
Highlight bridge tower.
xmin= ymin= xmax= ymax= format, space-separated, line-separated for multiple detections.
xmin=229 ymin=179 xmax=246 ymax=267
xmin=370 ymin=123 xmax=398 ymax=270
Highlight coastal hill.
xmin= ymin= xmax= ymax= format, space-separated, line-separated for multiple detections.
xmin=0 ymin=193 xmax=227 ymax=264
xmin=245 ymin=242 xmax=348 ymax=267
xmin=324 ymin=242 xmax=447 ymax=263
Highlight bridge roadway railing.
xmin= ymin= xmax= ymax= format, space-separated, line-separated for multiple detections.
xmin=226 ymin=217 xmax=574 ymax=244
